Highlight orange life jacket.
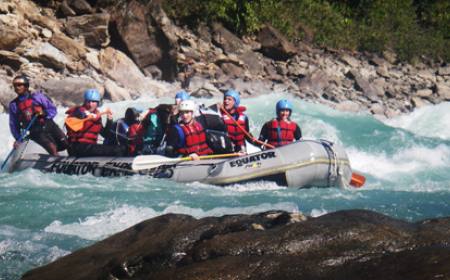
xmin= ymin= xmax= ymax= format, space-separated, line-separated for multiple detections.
xmin=267 ymin=119 xmax=297 ymax=147
xmin=66 ymin=106 xmax=102 ymax=145
xmin=176 ymin=121 xmax=213 ymax=156
xmin=127 ymin=123 xmax=144 ymax=155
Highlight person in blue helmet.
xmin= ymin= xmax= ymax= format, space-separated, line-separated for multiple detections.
xmin=259 ymin=99 xmax=302 ymax=148
xmin=65 ymin=89 xmax=127 ymax=157
xmin=8 ymin=75 xmax=68 ymax=156
xmin=220 ymin=89 xmax=253 ymax=153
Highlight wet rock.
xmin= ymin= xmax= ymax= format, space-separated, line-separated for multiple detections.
xmin=257 ymin=24 xmax=297 ymax=61
xmin=39 ymin=77 xmax=100 ymax=107
xmin=23 ymin=42 xmax=70 ymax=71
xmin=65 ymin=13 xmax=110 ymax=48
xmin=189 ymin=76 xmax=222 ymax=98
xmin=21 ymin=210 xmax=450 ymax=280
xmin=411 ymin=96 xmax=429 ymax=108
xmin=335 ymin=100 xmax=361 ymax=113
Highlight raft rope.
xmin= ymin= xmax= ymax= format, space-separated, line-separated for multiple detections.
xmin=320 ymin=139 xmax=339 ymax=187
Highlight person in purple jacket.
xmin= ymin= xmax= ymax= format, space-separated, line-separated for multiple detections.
xmin=9 ymin=75 xmax=67 ymax=155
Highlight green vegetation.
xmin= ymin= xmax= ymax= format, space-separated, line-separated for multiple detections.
xmin=162 ymin=0 xmax=449 ymax=62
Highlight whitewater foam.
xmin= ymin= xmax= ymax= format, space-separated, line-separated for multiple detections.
xmin=385 ymin=102 xmax=450 ymax=140
xmin=44 ymin=202 xmax=299 ymax=240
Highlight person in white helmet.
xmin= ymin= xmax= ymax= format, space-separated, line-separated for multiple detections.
xmin=166 ymin=100 xmax=213 ymax=160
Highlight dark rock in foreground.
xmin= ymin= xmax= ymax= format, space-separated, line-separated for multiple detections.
xmin=22 ymin=210 xmax=450 ymax=280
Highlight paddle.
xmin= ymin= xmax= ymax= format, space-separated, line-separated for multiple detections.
xmin=219 ymin=105 xmax=275 ymax=150
xmin=65 ymin=109 xmax=111 ymax=131
xmin=132 ymin=153 xmax=241 ymax=171
xmin=1 ymin=115 xmax=38 ymax=171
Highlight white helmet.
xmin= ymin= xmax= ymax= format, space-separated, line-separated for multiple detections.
xmin=179 ymin=100 xmax=196 ymax=112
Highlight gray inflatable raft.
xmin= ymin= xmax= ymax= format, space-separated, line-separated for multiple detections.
xmin=5 ymin=139 xmax=354 ymax=188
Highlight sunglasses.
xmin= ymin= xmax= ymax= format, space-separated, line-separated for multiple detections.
xmin=13 ymin=83 xmax=26 ymax=87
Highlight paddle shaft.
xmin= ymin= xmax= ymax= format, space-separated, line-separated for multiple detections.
xmin=219 ymin=105 xmax=275 ymax=149
xmin=132 ymin=152 xmax=241 ymax=170
xmin=1 ymin=115 xmax=38 ymax=171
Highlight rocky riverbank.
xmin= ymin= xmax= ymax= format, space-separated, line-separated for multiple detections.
xmin=22 ymin=209 xmax=450 ymax=280
xmin=1 ymin=0 xmax=449 ymax=118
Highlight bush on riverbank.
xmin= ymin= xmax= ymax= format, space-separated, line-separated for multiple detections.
xmin=163 ymin=0 xmax=449 ymax=63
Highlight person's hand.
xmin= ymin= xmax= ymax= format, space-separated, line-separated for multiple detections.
xmin=13 ymin=141 xmax=21 ymax=149
xmin=105 ymin=108 xmax=113 ymax=120
xmin=189 ymin=153 xmax=200 ymax=161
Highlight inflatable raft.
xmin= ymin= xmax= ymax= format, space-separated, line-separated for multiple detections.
xmin=4 ymin=139 xmax=360 ymax=188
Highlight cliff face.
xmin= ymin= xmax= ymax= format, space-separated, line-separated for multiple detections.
xmin=0 ymin=0 xmax=449 ymax=117
xmin=22 ymin=210 xmax=450 ymax=280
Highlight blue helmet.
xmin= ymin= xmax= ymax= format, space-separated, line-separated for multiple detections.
xmin=175 ymin=90 xmax=190 ymax=101
xmin=84 ymin=89 xmax=101 ymax=102
xmin=224 ymin=89 xmax=240 ymax=107
xmin=276 ymin=99 xmax=293 ymax=114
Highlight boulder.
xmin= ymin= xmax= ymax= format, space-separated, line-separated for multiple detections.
xmin=0 ymin=78 xmax=16 ymax=112
xmin=98 ymin=47 xmax=167 ymax=97
xmin=0 ymin=50 xmax=29 ymax=71
xmin=257 ymin=24 xmax=297 ymax=61
xmin=298 ymin=70 xmax=330 ymax=94
xmin=436 ymin=83 xmax=450 ymax=100
xmin=411 ymin=96 xmax=428 ymax=108
xmin=67 ymin=0 xmax=94 ymax=15
xmin=103 ymin=79 xmax=132 ymax=102
xmin=346 ymin=70 xmax=381 ymax=101
xmin=189 ymin=76 xmax=222 ymax=98
xmin=438 ymin=66 xmax=450 ymax=76
xmin=24 ymin=42 xmax=70 ymax=71
xmin=416 ymin=89 xmax=433 ymax=98
xmin=211 ymin=22 xmax=247 ymax=55
xmin=0 ymin=14 xmax=27 ymax=50
xmin=340 ymin=54 xmax=360 ymax=68
xmin=113 ymin=0 xmax=162 ymax=70
xmin=239 ymin=51 xmax=265 ymax=76
xmin=98 ymin=47 xmax=146 ymax=90
xmin=65 ymin=13 xmax=110 ymax=48
xmin=39 ymin=77 xmax=101 ymax=107
xmin=57 ymin=0 xmax=76 ymax=17
xmin=21 ymin=210 xmax=450 ymax=280
xmin=50 ymin=32 xmax=86 ymax=60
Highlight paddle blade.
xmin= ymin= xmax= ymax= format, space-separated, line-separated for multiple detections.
xmin=131 ymin=155 xmax=185 ymax=171
xmin=65 ymin=117 xmax=86 ymax=131
xmin=350 ymin=172 xmax=366 ymax=188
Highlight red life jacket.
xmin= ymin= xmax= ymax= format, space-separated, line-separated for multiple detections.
xmin=66 ymin=106 xmax=102 ymax=145
xmin=177 ymin=121 xmax=213 ymax=156
xmin=127 ymin=123 xmax=144 ymax=155
xmin=15 ymin=95 xmax=45 ymax=128
xmin=222 ymin=108 xmax=247 ymax=148
xmin=267 ymin=119 xmax=298 ymax=147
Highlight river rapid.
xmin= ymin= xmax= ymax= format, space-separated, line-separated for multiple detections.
xmin=1 ymin=94 xmax=449 ymax=280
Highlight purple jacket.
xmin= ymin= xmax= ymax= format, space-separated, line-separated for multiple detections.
xmin=8 ymin=90 xmax=57 ymax=140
